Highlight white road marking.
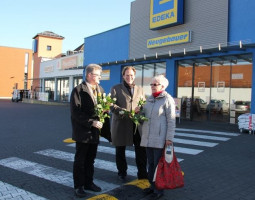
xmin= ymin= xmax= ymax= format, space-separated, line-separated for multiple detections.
xmin=176 ymin=128 xmax=239 ymax=136
xmin=176 ymin=132 xmax=230 ymax=141
xmin=174 ymin=138 xmax=218 ymax=147
xmin=0 ymin=157 xmax=118 ymax=194
xmin=67 ymin=143 xmax=184 ymax=161
xmin=0 ymin=181 xmax=48 ymax=200
xmin=174 ymin=146 xmax=203 ymax=155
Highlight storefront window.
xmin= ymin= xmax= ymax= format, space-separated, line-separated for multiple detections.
xmin=44 ymin=79 xmax=55 ymax=100
xmin=134 ymin=65 xmax=143 ymax=86
xmin=177 ymin=54 xmax=252 ymax=124
xmin=177 ymin=63 xmax=193 ymax=119
xmin=230 ymin=60 xmax=252 ymax=123
xmin=133 ymin=62 xmax=166 ymax=96
xmin=57 ymin=78 xmax=69 ymax=102
xmin=73 ymin=77 xmax=83 ymax=87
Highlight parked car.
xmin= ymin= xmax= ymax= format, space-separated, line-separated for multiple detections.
xmin=194 ymin=98 xmax=207 ymax=111
xmin=206 ymin=99 xmax=229 ymax=113
xmin=235 ymin=101 xmax=250 ymax=113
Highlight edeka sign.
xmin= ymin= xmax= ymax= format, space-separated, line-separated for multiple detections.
xmin=150 ymin=0 xmax=184 ymax=30
xmin=147 ymin=31 xmax=191 ymax=48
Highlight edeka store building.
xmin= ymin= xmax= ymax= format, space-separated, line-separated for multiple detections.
xmin=82 ymin=0 xmax=255 ymax=125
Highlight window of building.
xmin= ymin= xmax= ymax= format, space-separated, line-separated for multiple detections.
xmin=47 ymin=45 xmax=52 ymax=51
xmin=132 ymin=62 xmax=166 ymax=96
xmin=73 ymin=77 xmax=83 ymax=87
xmin=177 ymin=54 xmax=252 ymax=124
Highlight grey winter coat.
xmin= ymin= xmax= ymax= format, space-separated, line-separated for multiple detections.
xmin=110 ymin=83 xmax=145 ymax=146
xmin=140 ymin=91 xmax=176 ymax=148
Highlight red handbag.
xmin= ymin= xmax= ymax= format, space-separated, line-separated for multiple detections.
xmin=153 ymin=144 xmax=184 ymax=190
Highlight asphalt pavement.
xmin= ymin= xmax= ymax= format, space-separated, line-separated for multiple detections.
xmin=0 ymin=100 xmax=255 ymax=200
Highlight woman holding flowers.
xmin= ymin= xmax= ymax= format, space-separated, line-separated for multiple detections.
xmin=141 ymin=75 xmax=176 ymax=200
xmin=110 ymin=66 xmax=148 ymax=181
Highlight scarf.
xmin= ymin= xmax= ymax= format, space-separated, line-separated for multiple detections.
xmin=124 ymin=81 xmax=135 ymax=97
xmin=152 ymin=91 xmax=163 ymax=98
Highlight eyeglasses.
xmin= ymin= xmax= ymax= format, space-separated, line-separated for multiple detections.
xmin=150 ymin=83 xmax=161 ymax=86
xmin=91 ymin=73 xmax=101 ymax=77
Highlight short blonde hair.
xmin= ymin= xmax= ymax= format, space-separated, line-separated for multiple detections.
xmin=152 ymin=74 xmax=169 ymax=89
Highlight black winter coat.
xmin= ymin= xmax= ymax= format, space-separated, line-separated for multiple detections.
xmin=70 ymin=81 xmax=104 ymax=143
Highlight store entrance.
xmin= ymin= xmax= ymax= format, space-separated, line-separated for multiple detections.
xmin=177 ymin=54 xmax=252 ymax=124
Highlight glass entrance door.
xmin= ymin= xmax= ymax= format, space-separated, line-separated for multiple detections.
xmin=57 ymin=78 xmax=69 ymax=102
xmin=208 ymin=61 xmax=231 ymax=122
xmin=193 ymin=63 xmax=211 ymax=121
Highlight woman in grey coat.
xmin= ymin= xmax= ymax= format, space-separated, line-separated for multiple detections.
xmin=141 ymin=75 xmax=176 ymax=199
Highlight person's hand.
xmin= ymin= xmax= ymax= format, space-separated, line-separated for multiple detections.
xmin=92 ymin=121 xmax=103 ymax=129
xmin=134 ymin=106 xmax=140 ymax=114
xmin=165 ymin=140 xmax=172 ymax=146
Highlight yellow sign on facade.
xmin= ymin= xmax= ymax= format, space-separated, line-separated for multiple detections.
xmin=147 ymin=31 xmax=191 ymax=48
xmin=150 ymin=0 xmax=183 ymax=29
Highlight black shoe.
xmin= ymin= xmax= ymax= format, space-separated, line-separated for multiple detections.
xmin=74 ymin=187 xmax=87 ymax=198
xmin=118 ymin=174 xmax=126 ymax=181
xmin=143 ymin=188 xmax=154 ymax=195
xmin=138 ymin=172 xmax=148 ymax=180
xmin=149 ymin=193 xmax=164 ymax=200
xmin=84 ymin=182 xmax=102 ymax=192
xmin=118 ymin=172 xmax=126 ymax=181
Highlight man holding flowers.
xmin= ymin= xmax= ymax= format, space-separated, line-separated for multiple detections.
xmin=70 ymin=64 xmax=107 ymax=198
xmin=110 ymin=66 xmax=148 ymax=181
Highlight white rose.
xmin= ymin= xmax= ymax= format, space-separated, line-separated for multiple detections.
xmin=119 ymin=111 xmax=124 ymax=115
xmin=113 ymin=98 xmax=117 ymax=101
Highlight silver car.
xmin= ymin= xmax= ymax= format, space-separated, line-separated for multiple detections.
xmin=235 ymin=101 xmax=250 ymax=113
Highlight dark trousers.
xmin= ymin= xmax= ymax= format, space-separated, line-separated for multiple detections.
xmin=116 ymin=132 xmax=148 ymax=179
xmin=146 ymin=147 xmax=164 ymax=194
xmin=73 ymin=142 xmax=98 ymax=189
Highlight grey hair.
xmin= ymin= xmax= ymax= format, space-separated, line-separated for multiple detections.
xmin=152 ymin=74 xmax=169 ymax=89
xmin=85 ymin=64 xmax=102 ymax=76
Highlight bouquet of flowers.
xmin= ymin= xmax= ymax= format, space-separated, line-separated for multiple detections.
xmin=119 ymin=97 xmax=148 ymax=134
xmin=95 ymin=93 xmax=116 ymax=123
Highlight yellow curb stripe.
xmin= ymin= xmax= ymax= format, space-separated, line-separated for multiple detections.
xmin=63 ymin=138 xmax=76 ymax=143
xmin=87 ymin=194 xmax=118 ymax=200
xmin=125 ymin=179 xmax=150 ymax=189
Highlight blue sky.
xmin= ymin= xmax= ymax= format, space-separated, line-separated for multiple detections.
xmin=0 ymin=0 xmax=134 ymax=53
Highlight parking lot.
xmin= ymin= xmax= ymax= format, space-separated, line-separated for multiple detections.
xmin=0 ymin=100 xmax=255 ymax=200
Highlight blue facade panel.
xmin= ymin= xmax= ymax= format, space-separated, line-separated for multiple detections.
xmin=229 ymin=0 xmax=255 ymax=43
xmin=84 ymin=24 xmax=130 ymax=66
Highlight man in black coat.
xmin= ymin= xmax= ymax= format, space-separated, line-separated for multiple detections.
xmin=70 ymin=64 xmax=104 ymax=198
